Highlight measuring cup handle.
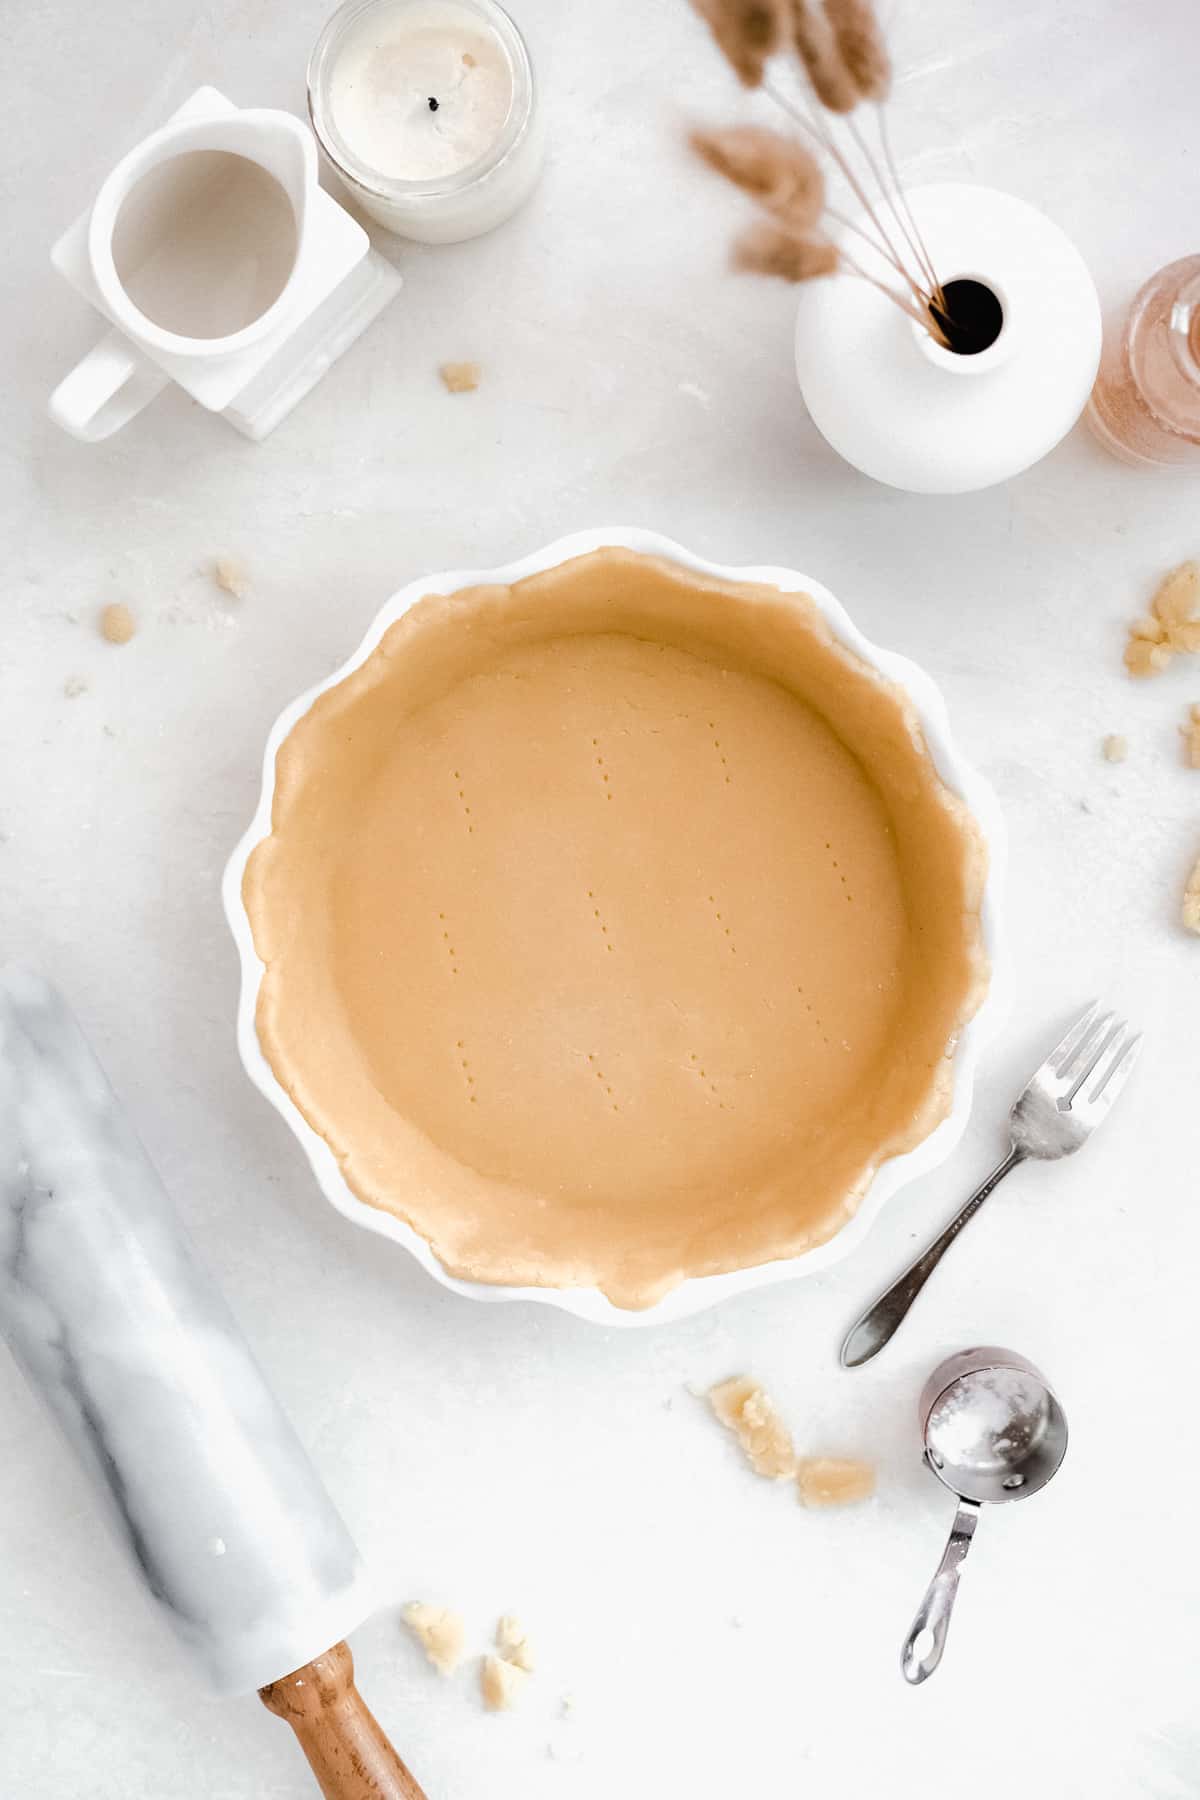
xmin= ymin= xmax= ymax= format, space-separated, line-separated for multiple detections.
xmin=901 ymin=1498 xmax=981 ymax=1685
xmin=49 ymin=331 xmax=168 ymax=441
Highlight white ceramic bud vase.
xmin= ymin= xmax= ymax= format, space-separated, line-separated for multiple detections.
xmin=794 ymin=182 xmax=1101 ymax=494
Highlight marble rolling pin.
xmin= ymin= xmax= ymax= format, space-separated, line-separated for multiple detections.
xmin=0 ymin=965 xmax=427 ymax=1800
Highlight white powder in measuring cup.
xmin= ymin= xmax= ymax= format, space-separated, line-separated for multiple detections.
xmin=928 ymin=1369 xmax=1048 ymax=1472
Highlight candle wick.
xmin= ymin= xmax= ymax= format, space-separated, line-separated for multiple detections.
xmin=428 ymin=95 xmax=439 ymax=111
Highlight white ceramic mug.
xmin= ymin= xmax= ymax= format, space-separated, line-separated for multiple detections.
xmin=50 ymin=106 xmax=316 ymax=441
xmin=51 ymin=88 xmax=401 ymax=442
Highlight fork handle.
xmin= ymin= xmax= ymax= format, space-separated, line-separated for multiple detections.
xmin=840 ymin=1147 xmax=1025 ymax=1368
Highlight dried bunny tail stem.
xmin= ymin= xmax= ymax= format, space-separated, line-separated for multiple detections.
xmin=818 ymin=0 xmax=941 ymax=305
xmin=824 ymin=0 xmax=890 ymax=100
xmin=875 ymin=108 xmax=942 ymax=300
xmin=764 ymin=76 xmax=929 ymax=311
xmin=786 ymin=0 xmax=942 ymax=316
xmin=733 ymin=223 xmax=839 ymax=280
xmin=837 ymin=244 xmax=946 ymax=332
xmin=741 ymin=216 xmax=938 ymax=334
xmin=824 ymin=199 xmax=922 ymax=275
xmin=823 ymin=0 xmax=939 ymax=303
xmin=692 ymin=0 xmax=945 ymax=336
xmin=690 ymin=125 xmax=824 ymax=229
xmin=789 ymin=0 xmax=858 ymax=113
xmin=690 ymin=0 xmax=786 ymax=86
xmin=848 ymin=113 xmax=941 ymax=302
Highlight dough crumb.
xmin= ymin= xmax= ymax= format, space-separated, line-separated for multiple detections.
xmin=1183 ymin=856 xmax=1200 ymax=934
xmin=214 ymin=556 xmax=250 ymax=600
xmin=1125 ymin=636 xmax=1173 ymax=677
xmin=439 ymin=360 xmax=481 ymax=393
xmin=797 ymin=1456 xmax=876 ymax=1507
xmin=63 ymin=675 xmax=89 ymax=699
xmin=99 ymin=603 xmax=136 ymax=645
xmin=495 ymin=1613 xmax=535 ymax=1672
xmin=481 ymin=1652 xmax=528 ymax=1711
xmin=401 ymin=1602 xmax=466 ymax=1675
xmin=1124 ymin=561 xmax=1200 ymax=676
xmin=708 ymin=1375 xmax=797 ymax=1480
xmin=1182 ymin=704 xmax=1200 ymax=768
xmin=560 ymin=1694 xmax=576 ymax=1717
xmin=1101 ymin=734 xmax=1128 ymax=763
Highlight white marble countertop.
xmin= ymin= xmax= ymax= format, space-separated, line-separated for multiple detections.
xmin=3 ymin=0 xmax=1199 ymax=1794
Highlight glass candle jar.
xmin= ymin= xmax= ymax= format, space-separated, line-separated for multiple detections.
xmin=308 ymin=0 xmax=544 ymax=244
xmin=1089 ymin=256 xmax=1200 ymax=467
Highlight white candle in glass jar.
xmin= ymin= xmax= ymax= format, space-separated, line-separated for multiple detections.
xmin=309 ymin=0 xmax=544 ymax=243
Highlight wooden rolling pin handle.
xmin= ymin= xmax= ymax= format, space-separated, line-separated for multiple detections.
xmin=260 ymin=1640 xmax=429 ymax=1800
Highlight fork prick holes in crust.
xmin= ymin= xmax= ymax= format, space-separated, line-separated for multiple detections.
xmin=451 ymin=768 xmax=474 ymax=834
xmin=796 ymin=984 xmax=831 ymax=1049
xmin=588 ymin=1056 xmax=619 ymax=1113
xmin=707 ymin=894 xmax=736 ymax=955
xmin=708 ymin=721 xmax=731 ymax=786
xmin=592 ymin=741 xmax=612 ymax=798
xmin=440 ymin=914 xmax=460 ymax=978
xmin=687 ymin=1051 xmax=726 ymax=1108
xmin=587 ymin=889 xmax=614 ymax=954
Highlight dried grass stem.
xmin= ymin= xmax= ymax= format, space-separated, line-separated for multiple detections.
xmin=690 ymin=0 xmax=946 ymax=341
xmin=765 ymin=76 xmax=930 ymax=312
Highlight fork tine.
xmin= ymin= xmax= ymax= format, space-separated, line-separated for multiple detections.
xmin=1064 ymin=1018 xmax=1124 ymax=1104
xmin=1088 ymin=1029 xmax=1142 ymax=1106
xmin=1058 ymin=1009 xmax=1115 ymax=1082
xmin=1046 ymin=1000 xmax=1101 ymax=1075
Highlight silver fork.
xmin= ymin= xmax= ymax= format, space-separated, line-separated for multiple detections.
xmin=841 ymin=1002 xmax=1142 ymax=1369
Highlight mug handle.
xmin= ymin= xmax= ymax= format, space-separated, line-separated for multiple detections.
xmin=49 ymin=331 xmax=168 ymax=441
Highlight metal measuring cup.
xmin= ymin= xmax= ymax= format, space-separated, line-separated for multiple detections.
xmin=901 ymin=1347 xmax=1068 ymax=1684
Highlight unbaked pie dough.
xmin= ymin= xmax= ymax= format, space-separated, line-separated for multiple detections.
xmin=797 ymin=1457 xmax=876 ymax=1507
xmin=245 ymin=549 xmax=988 ymax=1307
xmin=481 ymin=1653 xmax=527 ymax=1711
xmin=495 ymin=1614 xmax=535 ymax=1672
xmin=402 ymin=1602 xmax=466 ymax=1675
xmin=709 ymin=1376 xmax=797 ymax=1479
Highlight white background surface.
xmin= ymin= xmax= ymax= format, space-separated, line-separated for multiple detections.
xmin=2 ymin=1 xmax=1199 ymax=1795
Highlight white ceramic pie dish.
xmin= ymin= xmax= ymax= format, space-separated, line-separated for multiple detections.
xmin=223 ymin=526 xmax=1008 ymax=1327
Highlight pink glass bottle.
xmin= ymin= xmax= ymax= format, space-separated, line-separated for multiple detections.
xmin=1089 ymin=256 xmax=1200 ymax=466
